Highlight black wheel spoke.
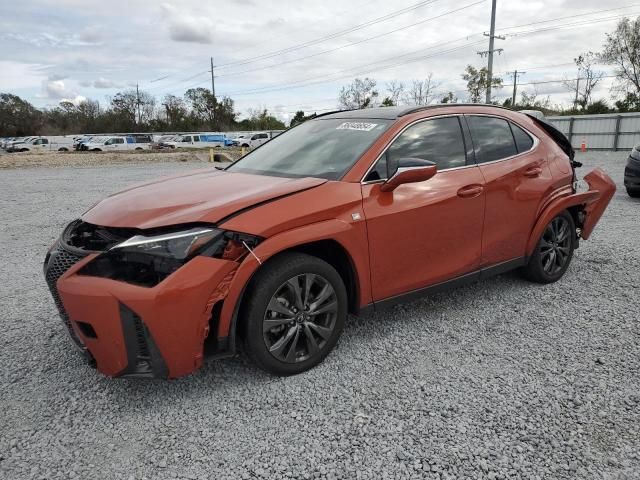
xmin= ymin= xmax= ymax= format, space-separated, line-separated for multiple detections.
xmin=309 ymin=300 xmax=337 ymax=316
xmin=302 ymin=273 xmax=316 ymax=307
xmin=286 ymin=278 xmax=304 ymax=310
xmin=269 ymin=326 xmax=298 ymax=357
xmin=263 ymin=317 xmax=295 ymax=332
xmin=308 ymin=322 xmax=332 ymax=340
xmin=267 ymin=298 xmax=294 ymax=317
xmin=303 ymin=324 xmax=320 ymax=355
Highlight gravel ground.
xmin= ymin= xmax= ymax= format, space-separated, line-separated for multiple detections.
xmin=0 ymin=149 xmax=241 ymax=169
xmin=0 ymin=152 xmax=638 ymax=480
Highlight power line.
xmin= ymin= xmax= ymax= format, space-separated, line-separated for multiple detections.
xmin=217 ymin=0 xmax=485 ymax=79
xmin=215 ymin=0 xmax=443 ymax=68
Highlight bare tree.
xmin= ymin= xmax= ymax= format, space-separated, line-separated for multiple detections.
xmin=385 ymin=80 xmax=405 ymax=106
xmin=562 ymin=53 xmax=604 ymax=110
xmin=600 ymin=17 xmax=640 ymax=97
xmin=338 ymin=78 xmax=379 ymax=109
xmin=403 ymin=74 xmax=440 ymax=105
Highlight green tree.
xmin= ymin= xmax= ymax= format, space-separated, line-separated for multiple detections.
xmin=184 ymin=87 xmax=217 ymax=128
xmin=440 ymin=91 xmax=457 ymax=104
xmin=380 ymin=97 xmax=394 ymax=107
xmin=462 ymin=65 xmax=503 ymax=103
xmin=0 ymin=93 xmax=41 ymax=136
xmin=614 ymin=92 xmax=640 ymax=112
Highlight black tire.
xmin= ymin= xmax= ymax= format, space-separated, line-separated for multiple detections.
xmin=241 ymin=252 xmax=347 ymax=375
xmin=135 ymin=147 xmax=143 ymax=151
xmin=521 ymin=210 xmax=575 ymax=284
xmin=241 ymin=143 xmax=250 ymax=148
xmin=626 ymin=187 xmax=640 ymax=198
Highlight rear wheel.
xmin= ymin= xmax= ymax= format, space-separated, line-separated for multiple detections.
xmin=522 ymin=210 xmax=575 ymax=284
xmin=241 ymin=252 xmax=347 ymax=375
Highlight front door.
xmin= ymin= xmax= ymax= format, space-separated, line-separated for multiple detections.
xmin=362 ymin=116 xmax=485 ymax=301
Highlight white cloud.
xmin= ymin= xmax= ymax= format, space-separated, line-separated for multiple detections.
xmin=161 ymin=3 xmax=215 ymax=44
xmin=93 ymin=77 xmax=122 ymax=88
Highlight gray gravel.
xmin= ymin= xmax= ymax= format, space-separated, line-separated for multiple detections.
xmin=1 ymin=153 xmax=639 ymax=480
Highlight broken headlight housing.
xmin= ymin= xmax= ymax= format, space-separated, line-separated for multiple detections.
xmin=78 ymin=226 xmax=260 ymax=287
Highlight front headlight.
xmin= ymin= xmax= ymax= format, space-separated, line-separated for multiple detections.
xmin=78 ymin=226 xmax=260 ymax=287
xmin=110 ymin=227 xmax=223 ymax=260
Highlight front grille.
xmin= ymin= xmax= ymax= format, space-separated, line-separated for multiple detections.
xmin=132 ymin=312 xmax=151 ymax=360
xmin=44 ymin=244 xmax=87 ymax=347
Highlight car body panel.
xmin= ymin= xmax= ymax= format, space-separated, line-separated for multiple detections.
xmin=361 ymin=166 xmax=485 ymax=300
xmin=82 ymin=170 xmax=327 ymax=229
xmin=57 ymin=254 xmax=237 ymax=378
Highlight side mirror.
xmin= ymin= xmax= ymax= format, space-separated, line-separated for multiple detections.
xmin=380 ymin=158 xmax=437 ymax=192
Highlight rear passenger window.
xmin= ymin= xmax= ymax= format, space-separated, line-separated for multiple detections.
xmin=468 ymin=116 xmax=517 ymax=163
xmin=510 ymin=123 xmax=534 ymax=153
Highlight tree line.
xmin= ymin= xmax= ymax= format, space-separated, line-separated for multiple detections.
xmin=0 ymin=88 xmax=287 ymax=137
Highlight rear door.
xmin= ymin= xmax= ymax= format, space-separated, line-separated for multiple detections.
xmin=362 ymin=115 xmax=485 ymax=301
xmin=466 ymin=115 xmax=552 ymax=266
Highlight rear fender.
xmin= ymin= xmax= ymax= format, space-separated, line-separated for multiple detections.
xmin=526 ymin=177 xmax=600 ymax=256
xmin=216 ymin=218 xmax=371 ymax=341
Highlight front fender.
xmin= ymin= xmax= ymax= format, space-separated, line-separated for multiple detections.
xmin=526 ymin=167 xmax=615 ymax=255
xmin=216 ymin=218 xmax=371 ymax=341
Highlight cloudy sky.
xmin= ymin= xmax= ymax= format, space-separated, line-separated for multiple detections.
xmin=0 ymin=0 xmax=637 ymax=122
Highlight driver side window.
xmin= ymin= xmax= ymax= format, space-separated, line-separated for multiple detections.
xmin=366 ymin=116 xmax=467 ymax=181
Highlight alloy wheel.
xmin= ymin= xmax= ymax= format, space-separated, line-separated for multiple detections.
xmin=263 ymin=273 xmax=338 ymax=364
xmin=540 ymin=216 xmax=572 ymax=275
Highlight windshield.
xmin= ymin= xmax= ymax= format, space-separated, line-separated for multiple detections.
xmin=227 ymin=118 xmax=392 ymax=180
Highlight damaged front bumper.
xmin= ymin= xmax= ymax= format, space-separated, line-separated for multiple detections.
xmin=44 ymin=241 xmax=238 ymax=378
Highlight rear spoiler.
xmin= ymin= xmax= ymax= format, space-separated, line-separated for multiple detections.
xmin=525 ymin=114 xmax=580 ymax=167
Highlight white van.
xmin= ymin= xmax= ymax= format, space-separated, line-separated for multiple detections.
xmin=233 ymin=132 xmax=277 ymax=149
xmin=12 ymin=136 xmax=74 ymax=152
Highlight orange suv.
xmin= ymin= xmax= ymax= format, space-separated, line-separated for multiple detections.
xmin=44 ymin=105 xmax=615 ymax=378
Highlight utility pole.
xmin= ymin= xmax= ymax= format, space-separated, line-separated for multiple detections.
xmin=477 ymin=0 xmax=504 ymax=104
xmin=507 ymin=70 xmax=525 ymax=106
xmin=136 ymin=83 xmax=141 ymax=125
xmin=210 ymin=57 xmax=216 ymax=127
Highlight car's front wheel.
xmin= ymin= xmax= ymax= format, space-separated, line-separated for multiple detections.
xmin=241 ymin=252 xmax=347 ymax=375
xmin=522 ymin=210 xmax=575 ymax=284
xmin=626 ymin=187 xmax=640 ymax=198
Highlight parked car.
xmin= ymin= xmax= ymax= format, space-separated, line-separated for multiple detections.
xmin=624 ymin=144 xmax=640 ymax=198
xmin=152 ymin=135 xmax=180 ymax=149
xmin=44 ymin=105 xmax=615 ymax=379
xmin=83 ymin=135 xmax=151 ymax=152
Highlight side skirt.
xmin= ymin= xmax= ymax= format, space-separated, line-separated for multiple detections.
xmin=363 ymin=257 xmax=528 ymax=313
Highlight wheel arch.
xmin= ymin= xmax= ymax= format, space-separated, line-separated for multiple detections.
xmin=526 ymin=189 xmax=599 ymax=256
xmin=215 ymin=219 xmax=371 ymax=352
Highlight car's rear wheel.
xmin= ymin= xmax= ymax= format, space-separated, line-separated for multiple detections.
xmin=522 ymin=210 xmax=575 ymax=284
xmin=241 ymin=252 xmax=347 ymax=375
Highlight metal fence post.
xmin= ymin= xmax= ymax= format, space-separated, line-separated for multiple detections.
xmin=568 ymin=117 xmax=574 ymax=146
xmin=613 ymin=115 xmax=622 ymax=151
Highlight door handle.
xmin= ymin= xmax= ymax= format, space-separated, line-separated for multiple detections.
xmin=457 ymin=184 xmax=483 ymax=198
xmin=524 ymin=166 xmax=543 ymax=178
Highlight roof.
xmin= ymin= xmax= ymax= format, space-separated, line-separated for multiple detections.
xmin=318 ymin=104 xmax=516 ymax=120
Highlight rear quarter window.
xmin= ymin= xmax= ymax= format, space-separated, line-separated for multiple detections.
xmin=467 ymin=116 xmax=517 ymax=163
xmin=510 ymin=123 xmax=534 ymax=153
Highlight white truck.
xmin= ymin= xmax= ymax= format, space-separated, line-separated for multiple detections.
xmin=9 ymin=136 xmax=74 ymax=152
xmin=232 ymin=131 xmax=282 ymax=149
xmin=83 ymin=135 xmax=151 ymax=152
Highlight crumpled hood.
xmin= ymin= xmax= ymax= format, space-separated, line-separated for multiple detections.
xmin=82 ymin=169 xmax=327 ymax=229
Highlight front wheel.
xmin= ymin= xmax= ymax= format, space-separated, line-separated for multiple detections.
xmin=521 ymin=210 xmax=575 ymax=284
xmin=241 ymin=252 xmax=347 ymax=375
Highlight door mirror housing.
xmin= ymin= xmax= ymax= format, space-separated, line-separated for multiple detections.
xmin=380 ymin=158 xmax=437 ymax=192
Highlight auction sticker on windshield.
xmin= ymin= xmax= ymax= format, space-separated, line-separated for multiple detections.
xmin=336 ymin=122 xmax=378 ymax=132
